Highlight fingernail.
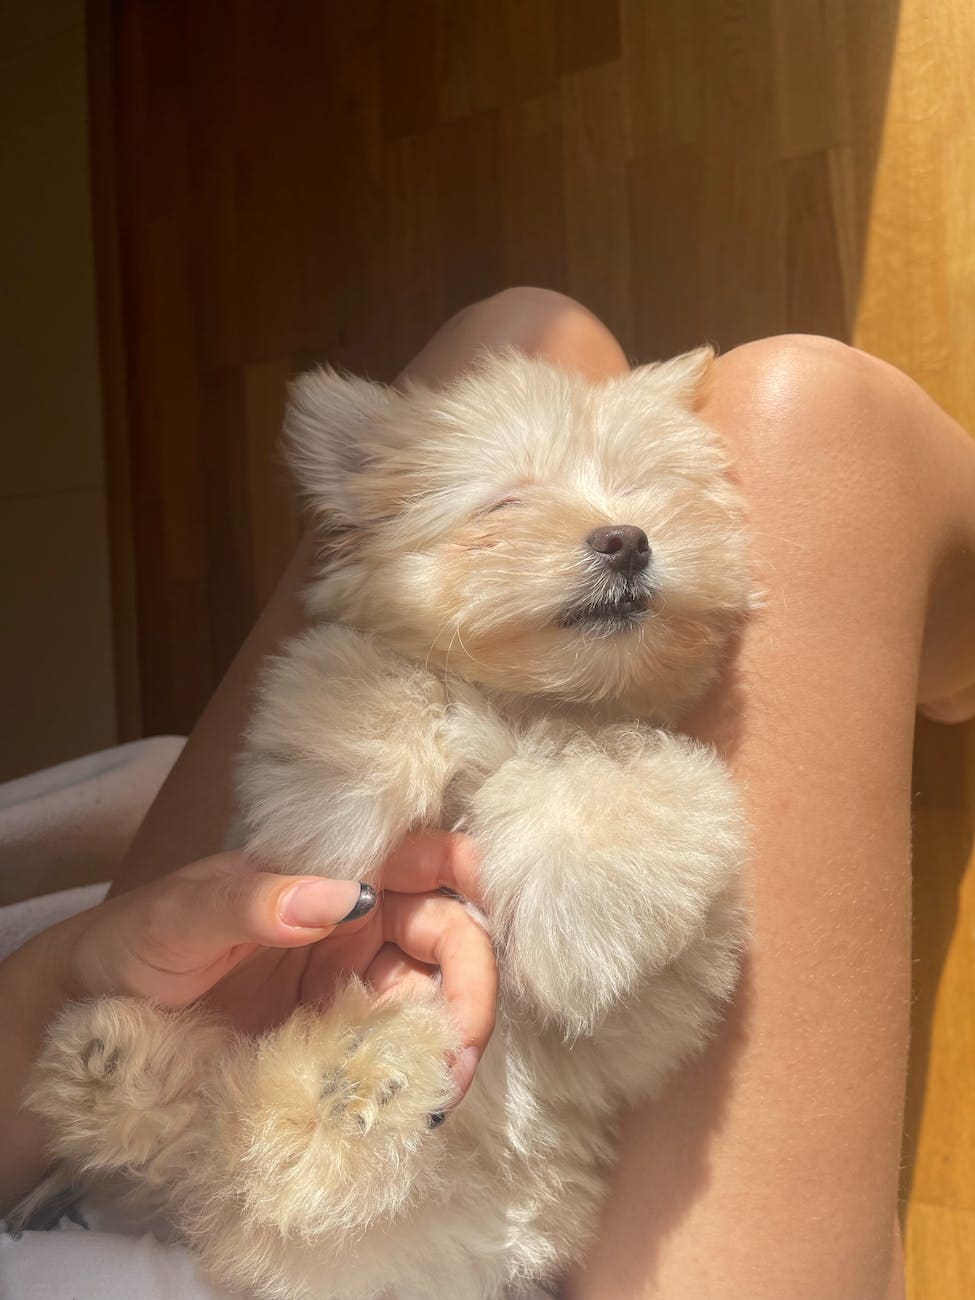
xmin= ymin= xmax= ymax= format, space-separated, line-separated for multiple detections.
xmin=338 ymin=883 xmax=378 ymax=923
xmin=279 ymin=879 xmax=374 ymax=929
xmin=449 ymin=1045 xmax=481 ymax=1102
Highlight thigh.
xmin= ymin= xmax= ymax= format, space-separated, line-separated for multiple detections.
xmin=566 ymin=335 xmax=975 ymax=1300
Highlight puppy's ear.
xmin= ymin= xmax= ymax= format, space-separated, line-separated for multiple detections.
xmin=283 ymin=367 xmax=392 ymax=525
xmin=629 ymin=346 xmax=714 ymax=409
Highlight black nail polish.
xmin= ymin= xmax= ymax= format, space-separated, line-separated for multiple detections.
xmin=427 ymin=1111 xmax=446 ymax=1129
xmin=340 ymin=882 xmax=378 ymax=923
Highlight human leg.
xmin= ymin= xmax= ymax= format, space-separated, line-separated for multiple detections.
xmin=565 ymin=335 xmax=975 ymax=1300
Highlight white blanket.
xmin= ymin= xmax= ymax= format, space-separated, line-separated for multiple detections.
xmin=0 ymin=1220 xmax=237 ymax=1299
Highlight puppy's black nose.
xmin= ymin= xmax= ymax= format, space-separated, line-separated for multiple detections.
xmin=587 ymin=524 xmax=651 ymax=576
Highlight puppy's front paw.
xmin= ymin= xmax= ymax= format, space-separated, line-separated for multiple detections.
xmin=27 ymin=997 xmax=225 ymax=1172
xmin=473 ymin=727 xmax=746 ymax=1033
xmin=222 ymin=979 xmax=456 ymax=1238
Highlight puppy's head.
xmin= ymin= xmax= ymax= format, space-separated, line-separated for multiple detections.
xmin=286 ymin=349 xmax=752 ymax=719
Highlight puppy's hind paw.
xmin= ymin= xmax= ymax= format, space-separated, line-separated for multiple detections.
xmin=222 ymin=979 xmax=457 ymax=1238
xmin=26 ymin=997 xmax=226 ymax=1173
xmin=78 ymin=1033 xmax=125 ymax=1081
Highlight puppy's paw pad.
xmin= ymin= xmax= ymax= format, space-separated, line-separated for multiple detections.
xmin=377 ymin=1074 xmax=406 ymax=1105
xmin=33 ymin=1000 xmax=144 ymax=1099
xmin=79 ymin=1037 xmax=125 ymax=1081
xmin=315 ymin=1051 xmax=413 ymax=1134
xmin=231 ymin=988 xmax=458 ymax=1237
xmin=318 ymin=1070 xmax=345 ymax=1100
xmin=30 ymin=997 xmax=220 ymax=1118
xmin=24 ymin=997 xmax=224 ymax=1172
xmin=249 ymin=982 xmax=457 ymax=1149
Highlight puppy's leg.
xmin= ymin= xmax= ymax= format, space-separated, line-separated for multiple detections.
xmin=211 ymin=979 xmax=456 ymax=1241
xmin=238 ymin=623 xmax=451 ymax=877
xmin=469 ymin=726 xmax=747 ymax=1034
xmin=26 ymin=997 xmax=229 ymax=1181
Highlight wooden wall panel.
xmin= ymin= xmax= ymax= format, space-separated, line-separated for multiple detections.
xmin=103 ymin=2 xmax=974 ymax=1292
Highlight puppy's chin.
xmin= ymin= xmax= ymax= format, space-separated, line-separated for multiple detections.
xmin=405 ymin=613 xmax=734 ymax=723
xmin=310 ymin=570 xmax=736 ymax=720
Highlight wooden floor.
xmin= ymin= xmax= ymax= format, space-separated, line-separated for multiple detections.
xmin=102 ymin=2 xmax=974 ymax=1293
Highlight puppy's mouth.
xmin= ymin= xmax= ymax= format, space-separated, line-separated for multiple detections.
xmin=558 ymin=587 xmax=653 ymax=633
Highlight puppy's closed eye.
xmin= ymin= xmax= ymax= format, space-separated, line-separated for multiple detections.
xmin=478 ymin=494 xmax=522 ymax=516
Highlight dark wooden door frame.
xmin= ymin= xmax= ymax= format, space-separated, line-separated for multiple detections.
xmin=85 ymin=0 xmax=142 ymax=741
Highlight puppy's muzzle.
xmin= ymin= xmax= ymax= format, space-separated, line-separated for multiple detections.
xmin=587 ymin=525 xmax=651 ymax=580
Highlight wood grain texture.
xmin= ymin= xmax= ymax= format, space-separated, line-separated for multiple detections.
xmin=106 ymin=0 xmax=904 ymax=731
xmin=99 ymin=2 xmax=973 ymax=1291
xmin=905 ymin=1201 xmax=975 ymax=1298
xmin=851 ymin=4 xmax=975 ymax=1288
xmin=86 ymin=0 xmax=142 ymax=741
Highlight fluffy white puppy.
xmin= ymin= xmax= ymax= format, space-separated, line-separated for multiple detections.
xmin=27 ymin=349 xmax=753 ymax=1299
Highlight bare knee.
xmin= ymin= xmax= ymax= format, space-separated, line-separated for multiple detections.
xmin=703 ymin=333 xmax=929 ymax=512
xmin=468 ymin=286 xmax=581 ymax=324
xmin=696 ymin=333 xmax=938 ymax=648
xmin=712 ymin=334 xmax=975 ymax=569
xmin=468 ymin=287 xmax=630 ymax=379
xmin=403 ymin=288 xmax=628 ymax=388
xmin=712 ymin=333 xmax=912 ymax=440
xmin=697 ymin=332 xmax=975 ymax=714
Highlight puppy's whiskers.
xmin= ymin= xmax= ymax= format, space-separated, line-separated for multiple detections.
xmin=424 ymin=613 xmax=457 ymax=674
xmin=452 ymin=624 xmax=501 ymax=677
xmin=441 ymin=626 xmax=459 ymax=702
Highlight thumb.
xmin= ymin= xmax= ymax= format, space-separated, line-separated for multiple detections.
xmin=76 ymin=855 xmax=377 ymax=1001
xmin=158 ymin=856 xmax=378 ymax=958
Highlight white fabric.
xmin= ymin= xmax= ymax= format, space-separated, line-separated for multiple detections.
xmin=0 ymin=1220 xmax=235 ymax=1298
xmin=0 ymin=737 xmax=185 ymax=905
xmin=0 ymin=880 xmax=109 ymax=958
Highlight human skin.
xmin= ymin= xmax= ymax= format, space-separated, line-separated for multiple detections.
xmin=7 ymin=288 xmax=975 ymax=1297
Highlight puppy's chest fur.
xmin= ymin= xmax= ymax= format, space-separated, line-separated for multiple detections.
xmin=437 ymin=681 xmax=637 ymax=826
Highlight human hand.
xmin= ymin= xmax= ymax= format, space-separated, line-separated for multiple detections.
xmin=52 ymin=833 xmax=495 ymax=1101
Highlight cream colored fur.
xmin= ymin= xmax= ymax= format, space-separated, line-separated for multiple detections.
xmin=26 ymin=350 xmax=753 ymax=1299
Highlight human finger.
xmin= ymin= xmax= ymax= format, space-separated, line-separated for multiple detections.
xmin=365 ymin=941 xmax=437 ymax=999
xmin=380 ymin=890 xmax=497 ymax=1102
xmin=72 ymin=853 xmax=377 ymax=1004
xmin=380 ymin=832 xmax=485 ymax=909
